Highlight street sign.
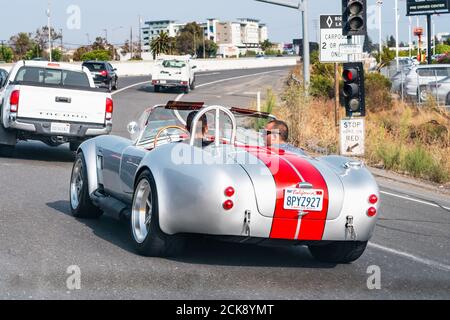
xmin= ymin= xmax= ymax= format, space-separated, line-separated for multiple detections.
xmin=340 ymin=44 xmax=363 ymax=55
xmin=406 ymin=0 xmax=450 ymax=16
xmin=340 ymin=118 xmax=365 ymax=156
xmin=320 ymin=15 xmax=348 ymax=63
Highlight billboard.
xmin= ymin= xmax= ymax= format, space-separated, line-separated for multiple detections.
xmin=407 ymin=0 xmax=450 ymax=16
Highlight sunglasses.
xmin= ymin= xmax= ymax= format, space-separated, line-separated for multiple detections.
xmin=263 ymin=129 xmax=279 ymax=136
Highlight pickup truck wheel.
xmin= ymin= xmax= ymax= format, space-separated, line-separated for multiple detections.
xmin=107 ymin=81 xmax=113 ymax=92
xmin=131 ymin=170 xmax=185 ymax=257
xmin=70 ymin=152 xmax=103 ymax=219
xmin=183 ymin=85 xmax=190 ymax=94
xmin=154 ymin=85 xmax=160 ymax=93
xmin=308 ymin=241 xmax=368 ymax=264
xmin=190 ymin=78 xmax=196 ymax=90
xmin=0 ymin=144 xmax=15 ymax=158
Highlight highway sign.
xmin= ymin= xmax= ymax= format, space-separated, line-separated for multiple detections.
xmin=320 ymin=15 xmax=348 ymax=63
xmin=340 ymin=44 xmax=363 ymax=55
xmin=406 ymin=0 xmax=450 ymax=16
xmin=340 ymin=118 xmax=365 ymax=156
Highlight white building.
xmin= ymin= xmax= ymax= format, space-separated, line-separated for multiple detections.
xmin=142 ymin=20 xmax=185 ymax=52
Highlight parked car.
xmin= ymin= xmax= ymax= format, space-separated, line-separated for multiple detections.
xmin=82 ymin=61 xmax=118 ymax=92
xmin=69 ymin=101 xmax=380 ymax=263
xmin=419 ymin=79 xmax=450 ymax=105
xmin=404 ymin=64 xmax=450 ymax=101
xmin=0 ymin=68 xmax=8 ymax=88
xmin=0 ymin=60 xmax=113 ymax=155
xmin=151 ymin=55 xmax=196 ymax=94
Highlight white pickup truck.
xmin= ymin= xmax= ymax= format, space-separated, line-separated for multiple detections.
xmin=0 ymin=60 xmax=113 ymax=155
xmin=151 ymin=55 xmax=196 ymax=94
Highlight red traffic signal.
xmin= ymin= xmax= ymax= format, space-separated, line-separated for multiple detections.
xmin=342 ymin=63 xmax=365 ymax=117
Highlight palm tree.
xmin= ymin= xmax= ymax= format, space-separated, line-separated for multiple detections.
xmin=150 ymin=31 xmax=171 ymax=59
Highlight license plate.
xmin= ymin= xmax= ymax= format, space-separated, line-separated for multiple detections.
xmin=51 ymin=123 xmax=71 ymax=134
xmin=284 ymin=188 xmax=324 ymax=212
xmin=159 ymin=80 xmax=167 ymax=84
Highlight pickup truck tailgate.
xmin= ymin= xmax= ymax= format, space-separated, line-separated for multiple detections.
xmin=17 ymin=85 xmax=107 ymax=124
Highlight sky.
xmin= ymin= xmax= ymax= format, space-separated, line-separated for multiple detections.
xmin=0 ymin=0 xmax=449 ymax=47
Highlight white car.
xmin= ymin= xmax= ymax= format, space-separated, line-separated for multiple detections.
xmin=404 ymin=64 xmax=450 ymax=101
xmin=0 ymin=60 xmax=113 ymax=155
xmin=151 ymin=55 xmax=196 ymax=94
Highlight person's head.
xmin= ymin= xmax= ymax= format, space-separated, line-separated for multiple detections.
xmin=186 ymin=111 xmax=208 ymax=138
xmin=264 ymin=120 xmax=289 ymax=147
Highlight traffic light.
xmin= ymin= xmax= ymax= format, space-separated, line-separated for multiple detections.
xmin=342 ymin=62 xmax=365 ymax=118
xmin=342 ymin=0 xmax=367 ymax=36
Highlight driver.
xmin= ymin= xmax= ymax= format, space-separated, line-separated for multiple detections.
xmin=186 ymin=111 xmax=213 ymax=147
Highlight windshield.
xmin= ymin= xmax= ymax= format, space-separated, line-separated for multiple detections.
xmin=135 ymin=106 xmax=272 ymax=148
xmin=14 ymin=66 xmax=91 ymax=87
xmin=83 ymin=63 xmax=106 ymax=71
xmin=162 ymin=60 xmax=187 ymax=69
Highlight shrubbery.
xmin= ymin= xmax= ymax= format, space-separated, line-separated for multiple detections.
xmin=365 ymin=73 xmax=393 ymax=112
xmin=80 ymin=50 xmax=112 ymax=61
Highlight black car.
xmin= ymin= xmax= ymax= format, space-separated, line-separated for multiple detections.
xmin=82 ymin=61 xmax=118 ymax=92
xmin=0 ymin=68 xmax=8 ymax=89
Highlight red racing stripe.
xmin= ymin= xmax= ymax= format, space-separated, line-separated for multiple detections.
xmin=242 ymin=146 xmax=329 ymax=241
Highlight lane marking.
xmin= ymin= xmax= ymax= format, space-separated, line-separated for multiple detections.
xmin=112 ymin=80 xmax=151 ymax=95
xmin=369 ymin=242 xmax=450 ymax=272
xmin=381 ymin=190 xmax=450 ymax=211
xmin=196 ymin=72 xmax=221 ymax=77
xmin=112 ymin=69 xmax=283 ymax=96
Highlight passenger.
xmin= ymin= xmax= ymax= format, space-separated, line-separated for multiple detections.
xmin=186 ymin=111 xmax=213 ymax=147
xmin=264 ymin=120 xmax=306 ymax=156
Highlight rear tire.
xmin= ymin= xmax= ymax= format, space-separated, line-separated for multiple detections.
xmin=113 ymin=78 xmax=118 ymax=90
xmin=446 ymin=93 xmax=450 ymax=106
xmin=154 ymin=85 xmax=160 ymax=93
xmin=131 ymin=170 xmax=184 ymax=257
xmin=190 ymin=77 xmax=196 ymax=91
xmin=70 ymin=152 xmax=103 ymax=219
xmin=184 ymin=85 xmax=190 ymax=94
xmin=108 ymin=81 xmax=113 ymax=92
xmin=0 ymin=144 xmax=15 ymax=157
xmin=308 ymin=241 xmax=368 ymax=264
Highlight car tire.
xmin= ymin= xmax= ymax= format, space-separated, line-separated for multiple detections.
xmin=184 ymin=85 xmax=190 ymax=94
xmin=0 ymin=144 xmax=15 ymax=158
xmin=308 ymin=241 xmax=368 ymax=264
xmin=154 ymin=85 xmax=160 ymax=93
xmin=113 ymin=78 xmax=118 ymax=91
xmin=190 ymin=77 xmax=196 ymax=91
xmin=70 ymin=152 xmax=103 ymax=219
xmin=69 ymin=141 xmax=81 ymax=152
xmin=131 ymin=170 xmax=185 ymax=257
xmin=446 ymin=93 xmax=450 ymax=106
xmin=108 ymin=81 xmax=113 ymax=92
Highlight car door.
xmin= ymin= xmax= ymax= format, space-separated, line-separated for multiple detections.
xmin=119 ymin=145 xmax=148 ymax=203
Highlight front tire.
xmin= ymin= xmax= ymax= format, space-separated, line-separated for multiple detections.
xmin=131 ymin=170 xmax=184 ymax=257
xmin=70 ymin=152 xmax=103 ymax=219
xmin=69 ymin=141 xmax=81 ymax=152
xmin=308 ymin=241 xmax=368 ymax=264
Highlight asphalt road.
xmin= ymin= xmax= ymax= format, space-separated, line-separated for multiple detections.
xmin=0 ymin=67 xmax=449 ymax=300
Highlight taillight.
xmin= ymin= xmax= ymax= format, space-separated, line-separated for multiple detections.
xmin=105 ymin=98 xmax=113 ymax=121
xmin=10 ymin=90 xmax=20 ymax=113
xmin=225 ymin=187 xmax=235 ymax=197
xmin=100 ymin=70 xmax=108 ymax=77
xmin=369 ymin=194 xmax=378 ymax=205
xmin=223 ymin=200 xmax=234 ymax=211
xmin=181 ymin=81 xmax=188 ymax=85
xmin=367 ymin=207 xmax=377 ymax=217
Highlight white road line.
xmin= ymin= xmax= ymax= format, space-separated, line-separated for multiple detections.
xmin=369 ymin=242 xmax=450 ymax=272
xmin=381 ymin=191 xmax=450 ymax=211
xmin=196 ymin=72 xmax=221 ymax=77
xmin=196 ymin=70 xmax=283 ymax=89
xmin=112 ymin=80 xmax=151 ymax=95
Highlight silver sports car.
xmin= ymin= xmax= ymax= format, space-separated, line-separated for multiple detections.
xmin=69 ymin=101 xmax=380 ymax=263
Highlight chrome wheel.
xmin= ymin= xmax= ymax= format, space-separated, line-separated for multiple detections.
xmin=132 ymin=179 xmax=153 ymax=244
xmin=70 ymin=158 xmax=83 ymax=210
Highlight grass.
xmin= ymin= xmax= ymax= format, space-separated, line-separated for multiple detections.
xmin=268 ymin=65 xmax=450 ymax=185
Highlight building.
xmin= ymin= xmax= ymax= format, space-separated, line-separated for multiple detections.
xmin=436 ymin=32 xmax=450 ymax=43
xmin=142 ymin=20 xmax=185 ymax=52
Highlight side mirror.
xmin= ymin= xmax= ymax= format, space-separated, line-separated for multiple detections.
xmin=127 ymin=121 xmax=140 ymax=142
xmin=192 ymin=66 xmax=197 ymax=70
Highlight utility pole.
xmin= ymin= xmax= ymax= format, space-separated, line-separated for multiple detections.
xmin=408 ymin=16 xmax=412 ymax=58
xmin=130 ymin=27 xmax=133 ymax=59
xmin=60 ymin=28 xmax=63 ymax=58
xmin=139 ymin=16 xmax=143 ymax=59
xmin=394 ymin=0 xmax=399 ymax=71
xmin=203 ymin=26 xmax=206 ymax=59
xmin=254 ymin=0 xmax=310 ymax=91
xmin=377 ymin=0 xmax=383 ymax=57
xmin=47 ymin=0 xmax=52 ymax=62
xmin=426 ymin=14 xmax=432 ymax=64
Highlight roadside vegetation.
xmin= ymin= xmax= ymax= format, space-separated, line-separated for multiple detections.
xmin=265 ymin=62 xmax=450 ymax=185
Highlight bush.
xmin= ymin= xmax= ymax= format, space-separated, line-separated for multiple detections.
xmin=365 ymin=73 xmax=392 ymax=113
xmin=376 ymin=142 xmax=402 ymax=170
xmin=403 ymin=145 xmax=435 ymax=178
xmin=80 ymin=50 xmax=112 ymax=61
xmin=310 ymin=74 xmax=334 ymax=99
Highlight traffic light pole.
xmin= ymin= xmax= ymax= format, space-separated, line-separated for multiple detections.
xmin=426 ymin=14 xmax=432 ymax=65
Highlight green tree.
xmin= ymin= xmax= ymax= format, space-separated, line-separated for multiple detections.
xmin=80 ymin=50 xmax=111 ymax=61
xmin=260 ymin=39 xmax=273 ymax=52
xmin=34 ymin=26 xmax=62 ymax=58
xmin=197 ymin=39 xmax=217 ymax=58
xmin=9 ymin=32 xmax=34 ymax=60
xmin=51 ymin=49 xmax=62 ymax=62
xmin=0 ymin=46 xmax=14 ymax=62
xmin=436 ymin=44 xmax=450 ymax=54
xmin=387 ymin=35 xmax=396 ymax=48
xmin=176 ymin=22 xmax=203 ymax=55
xmin=150 ymin=31 xmax=172 ymax=59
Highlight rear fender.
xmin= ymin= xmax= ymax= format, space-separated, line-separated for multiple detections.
xmin=78 ymin=139 xmax=100 ymax=195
